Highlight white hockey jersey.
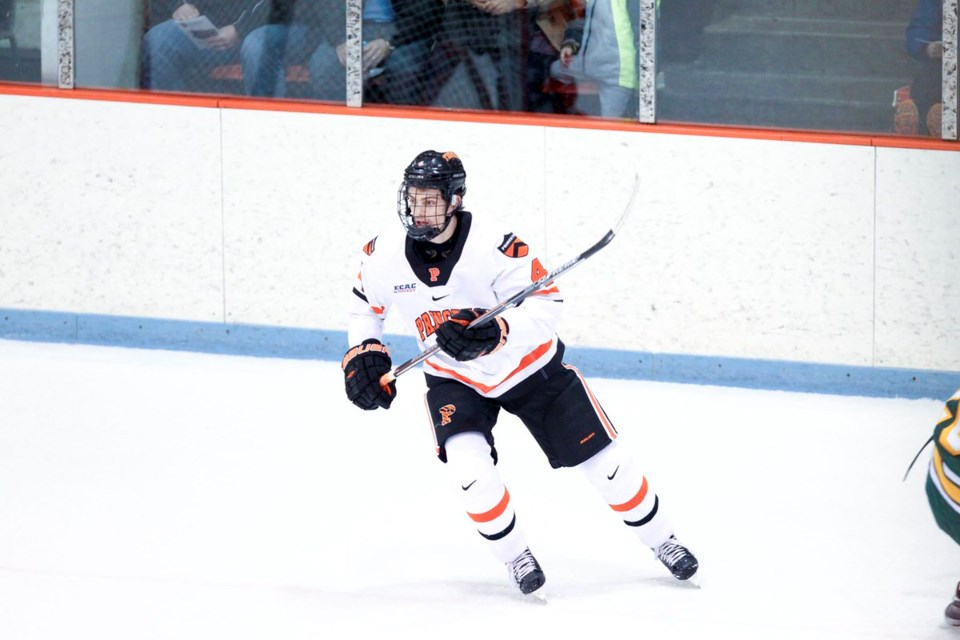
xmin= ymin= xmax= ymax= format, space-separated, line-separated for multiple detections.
xmin=347 ymin=211 xmax=564 ymax=398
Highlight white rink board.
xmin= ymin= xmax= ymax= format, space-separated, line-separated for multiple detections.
xmin=0 ymin=94 xmax=225 ymax=321
xmin=219 ymin=109 xmax=548 ymax=336
xmin=875 ymin=147 xmax=960 ymax=372
xmin=0 ymin=93 xmax=957 ymax=373
xmin=541 ymin=129 xmax=877 ymax=364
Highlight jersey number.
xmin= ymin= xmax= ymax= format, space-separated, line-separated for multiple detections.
xmin=530 ymin=258 xmax=548 ymax=282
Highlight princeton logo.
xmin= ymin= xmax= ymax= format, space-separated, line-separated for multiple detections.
xmin=394 ymin=283 xmax=417 ymax=294
xmin=362 ymin=237 xmax=377 ymax=255
xmin=498 ymin=233 xmax=529 ymax=258
xmin=439 ymin=404 xmax=456 ymax=426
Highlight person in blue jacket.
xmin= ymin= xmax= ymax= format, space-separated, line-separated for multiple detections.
xmin=549 ymin=0 xmax=640 ymax=118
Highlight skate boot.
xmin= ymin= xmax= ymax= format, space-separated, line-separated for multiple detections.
xmin=506 ymin=547 xmax=546 ymax=595
xmin=653 ymin=535 xmax=698 ymax=581
xmin=946 ymin=581 xmax=960 ymax=626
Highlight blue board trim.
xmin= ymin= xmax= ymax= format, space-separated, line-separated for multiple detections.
xmin=1 ymin=308 xmax=957 ymax=400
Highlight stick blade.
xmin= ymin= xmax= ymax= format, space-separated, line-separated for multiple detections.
xmin=612 ymin=173 xmax=641 ymax=235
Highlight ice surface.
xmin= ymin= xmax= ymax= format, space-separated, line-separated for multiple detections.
xmin=0 ymin=339 xmax=957 ymax=639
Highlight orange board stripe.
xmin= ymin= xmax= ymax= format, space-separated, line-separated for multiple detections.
xmin=1 ymin=84 xmax=957 ymax=151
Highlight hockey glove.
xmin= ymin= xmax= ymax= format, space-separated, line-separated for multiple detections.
xmin=435 ymin=308 xmax=509 ymax=362
xmin=342 ymin=339 xmax=396 ymax=410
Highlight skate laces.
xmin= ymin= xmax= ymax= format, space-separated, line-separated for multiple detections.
xmin=655 ymin=537 xmax=688 ymax=567
xmin=510 ymin=549 xmax=539 ymax=582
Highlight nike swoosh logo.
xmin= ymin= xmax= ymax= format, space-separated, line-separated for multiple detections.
xmin=461 ymin=480 xmax=477 ymax=491
xmin=432 ymin=294 xmax=450 ymax=301
xmin=607 ymin=466 xmax=619 ymax=480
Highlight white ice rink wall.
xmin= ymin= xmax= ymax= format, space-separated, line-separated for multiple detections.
xmin=0 ymin=92 xmax=957 ymax=398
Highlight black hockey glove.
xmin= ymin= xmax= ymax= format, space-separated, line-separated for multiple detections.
xmin=435 ymin=308 xmax=509 ymax=362
xmin=342 ymin=339 xmax=396 ymax=410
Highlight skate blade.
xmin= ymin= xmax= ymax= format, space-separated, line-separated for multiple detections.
xmin=684 ymin=574 xmax=702 ymax=589
xmin=514 ymin=587 xmax=547 ymax=604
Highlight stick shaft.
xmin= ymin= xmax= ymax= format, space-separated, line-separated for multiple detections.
xmin=380 ymin=175 xmax=640 ymax=386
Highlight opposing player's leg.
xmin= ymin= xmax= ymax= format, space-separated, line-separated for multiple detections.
xmin=946 ymin=582 xmax=960 ymax=626
xmin=926 ymin=390 xmax=960 ymax=623
xmin=425 ymin=376 xmax=546 ymax=596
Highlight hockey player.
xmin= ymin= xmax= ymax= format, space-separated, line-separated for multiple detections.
xmin=341 ymin=150 xmax=698 ymax=596
xmin=926 ymin=388 xmax=960 ymax=626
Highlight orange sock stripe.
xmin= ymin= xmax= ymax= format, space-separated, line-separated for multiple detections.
xmin=610 ymin=477 xmax=649 ymax=513
xmin=468 ymin=487 xmax=511 ymax=523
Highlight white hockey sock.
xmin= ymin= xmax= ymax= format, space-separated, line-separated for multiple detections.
xmin=577 ymin=442 xmax=673 ymax=548
xmin=444 ymin=432 xmax=529 ymax=564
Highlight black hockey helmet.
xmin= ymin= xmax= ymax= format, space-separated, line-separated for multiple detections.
xmin=397 ymin=150 xmax=467 ymax=241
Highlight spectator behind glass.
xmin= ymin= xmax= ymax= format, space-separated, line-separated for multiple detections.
xmin=428 ymin=0 xmax=514 ymax=110
xmin=141 ymin=0 xmax=269 ymax=94
xmin=470 ymin=0 xmax=578 ymax=114
xmin=524 ymin=1 xmax=579 ymax=113
xmin=241 ymin=0 xmax=321 ymax=97
xmin=905 ymin=0 xmax=944 ymax=136
xmin=549 ymin=0 xmax=639 ymax=118
xmin=308 ymin=0 xmax=442 ymax=105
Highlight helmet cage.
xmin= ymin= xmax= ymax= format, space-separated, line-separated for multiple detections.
xmin=397 ymin=150 xmax=466 ymax=241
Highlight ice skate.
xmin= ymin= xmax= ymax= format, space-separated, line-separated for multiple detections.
xmin=653 ymin=535 xmax=698 ymax=581
xmin=946 ymin=581 xmax=960 ymax=627
xmin=506 ymin=547 xmax=546 ymax=599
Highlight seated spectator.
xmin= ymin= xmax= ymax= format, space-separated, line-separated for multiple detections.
xmin=141 ymin=0 xmax=269 ymax=94
xmin=903 ymin=0 xmax=944 ymax=136
xmin=241 ymin=0 xmax=320 ymax=98
xmin=548 ymin=0 xmax=639 ymax=118
xmin=378 ymin=0 xmax=445 ymax=105
xmin=479 ymin=0 xmax=579 ymax=114
xmin=308 ymin=0 xmax=442 ymax=106
xmin=525 ymin=1 xmax=579 ymax=113
xmin=427 ymin=0 xmax=513 ymax=110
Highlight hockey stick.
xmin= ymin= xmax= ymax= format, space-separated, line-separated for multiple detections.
xmin=380 ymin=174 xmax=641 ymax=387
